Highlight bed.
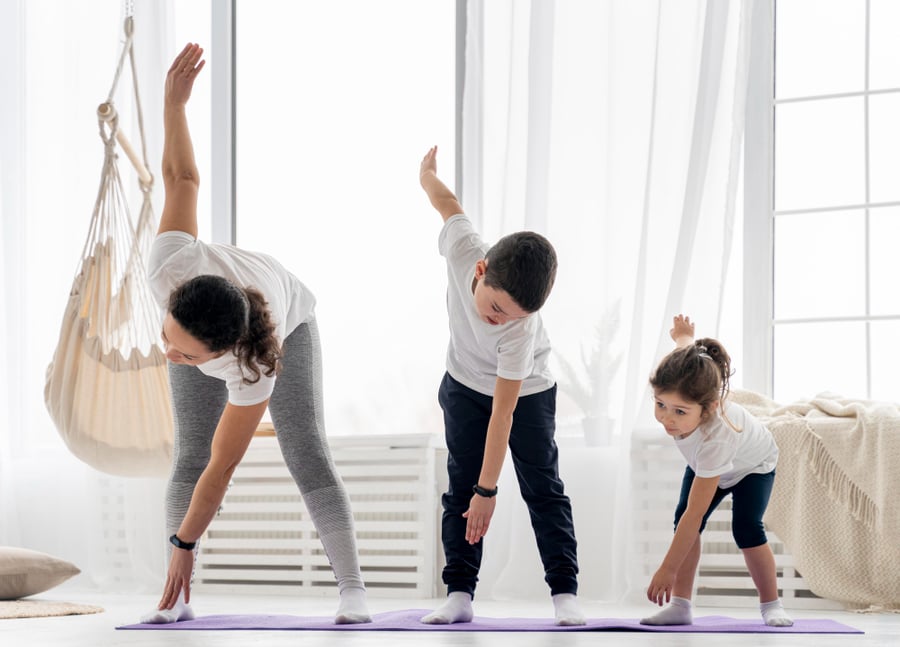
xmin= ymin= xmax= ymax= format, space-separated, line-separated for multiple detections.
xmin=732 ymin=389 xmax=900 ymax=609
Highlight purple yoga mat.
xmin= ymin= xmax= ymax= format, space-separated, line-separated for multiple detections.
xmin=118 ymin=609 xmax=862 ymax=633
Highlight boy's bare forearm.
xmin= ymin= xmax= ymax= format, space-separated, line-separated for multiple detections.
xmin=477 ymin=378 xmax=522 ymax=487
xmin=419 ymin=146 xmax=463 ymax=221
xmin=478 ymin=411 xmax=512 ymax=489
xmin=421 ymin=171 xmax=463 ymax=222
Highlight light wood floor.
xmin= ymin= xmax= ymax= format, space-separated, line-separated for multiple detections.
xmin=4 ymin=590 xmax=897 ymax=647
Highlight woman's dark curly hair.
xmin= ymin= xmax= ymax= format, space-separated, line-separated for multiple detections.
xmin=649 ymin=337 xmax=733 ymax=423
xmin=168 ymin=274 xmax=281 ymax=384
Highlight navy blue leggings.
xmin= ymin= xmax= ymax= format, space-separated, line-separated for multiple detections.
xmin=674 ymin=467 xmax=775 ymax=549
xmin=438 ymin=372 xmax=579 ymax=598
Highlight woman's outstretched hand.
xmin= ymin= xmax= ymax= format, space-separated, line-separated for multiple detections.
xmin=165 ymin=43 xmax=205 ymax=107
xmin=158 ymin=545 xmax=195 ymax=610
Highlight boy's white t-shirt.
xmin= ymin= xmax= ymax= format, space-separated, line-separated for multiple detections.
xmin=146 ymin=231 xmax=316 ymax=406
xmin=439 ymin=214 xmax=555 ymax=397
xmin=674 ymin=400 xmax=779 ymax=489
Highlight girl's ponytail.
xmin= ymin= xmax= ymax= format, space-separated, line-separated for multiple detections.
xmin=695 ymin=337 xmax=733 ymax=403
xmin=650 ymin=337 xmax=734 ymax=423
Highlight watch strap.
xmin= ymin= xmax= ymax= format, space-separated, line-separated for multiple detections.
xmin=169 ymin=533 xmax=197 ymax=551
xmin=472 ymin=483 xmax=498 ymax=498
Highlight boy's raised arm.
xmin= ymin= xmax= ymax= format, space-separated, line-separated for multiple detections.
xmin=420 ymin=146 xmax=464 ymax=222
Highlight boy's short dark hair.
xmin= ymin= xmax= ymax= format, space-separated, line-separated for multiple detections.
xmin=484 ymin=231 xmax=558 ymax=313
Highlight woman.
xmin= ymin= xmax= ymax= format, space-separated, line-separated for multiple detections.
xmin=140 ymin=43 xmax=370 ymax=625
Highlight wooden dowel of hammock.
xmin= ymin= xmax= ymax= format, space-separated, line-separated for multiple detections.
xmin=97 ymin=102 xmax=153 ymax=186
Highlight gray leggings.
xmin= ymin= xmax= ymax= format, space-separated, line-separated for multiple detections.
xmin=165 ymin=319 xmax=365 ymax=593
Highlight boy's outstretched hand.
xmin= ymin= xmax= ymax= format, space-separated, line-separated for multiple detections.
xmin=419 ymin=145 xmax=464 ymax=222
xmin=419 ymin=145 xmax=438 ymax=186
xmin=166 ymin=43 xmax=205 ymax=108
xmin=670 ymin=314 xmax=695 ymax=347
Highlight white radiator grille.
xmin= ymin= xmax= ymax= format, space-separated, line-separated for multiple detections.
xmin=194 ymin=432 xmax=441 ymax=597
xmin=632 ymin=434 xmax=841 ymax=610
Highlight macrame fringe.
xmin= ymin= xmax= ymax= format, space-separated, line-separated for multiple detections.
xmin=851 ymin=604 xmax=900 ymax=614
xmin=799 ymin=423 xmax=878 ymax=532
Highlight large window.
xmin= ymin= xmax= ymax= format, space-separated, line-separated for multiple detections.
xmin=234 ymin=0 xmax=456 ymax=434
xmin=771 ymin=0 xmax=900 ymax=402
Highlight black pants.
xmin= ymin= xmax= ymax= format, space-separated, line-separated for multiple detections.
xmin=438 ymin=372 xmax=579 ymax=597
xmin=674 ymin=467 xmax=776 ymax=549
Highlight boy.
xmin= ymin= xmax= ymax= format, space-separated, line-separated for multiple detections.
xmin=418 ymin=146 xmax=584 ymax=626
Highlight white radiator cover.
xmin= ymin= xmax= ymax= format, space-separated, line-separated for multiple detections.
xmin=194 ymin=432 xmax=442 ymax=598
xmin=632 ymin=434 xmax=842 ymax=610
xmin=191 ymin=428 xmax=839 ymax=608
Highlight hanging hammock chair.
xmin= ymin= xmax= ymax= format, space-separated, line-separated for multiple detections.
xmin=44 ymin=16 xmax=173 ymax=477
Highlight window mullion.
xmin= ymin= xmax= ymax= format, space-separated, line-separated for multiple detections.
xmin=743 ymin=0 xmax=775 ymax=395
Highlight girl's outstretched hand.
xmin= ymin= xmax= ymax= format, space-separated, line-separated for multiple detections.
xmin=670 ymin=314 xmax=695 ymax=345
xmin=166 ymin=43 xmax=206 ymax=107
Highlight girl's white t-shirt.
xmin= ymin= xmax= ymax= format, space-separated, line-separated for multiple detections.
xmin=439 ymin=214 xmax=555 ymax=397
xmin=674 ymin=400 xmax=778 ymax=489
xmin=147 ymin=231 xmax=316 ymax=406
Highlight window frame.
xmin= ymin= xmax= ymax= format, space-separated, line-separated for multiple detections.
xmin=742 ymin=0 xmax=775 ymax=395
xmin=208 ymin=0 xmax=466 ymax=247
xmin=746 ymin=0 xmax=900 ymax=400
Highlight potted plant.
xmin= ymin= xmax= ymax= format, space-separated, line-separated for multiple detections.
xmin=554 ymin=301 xmax=623 ymax=446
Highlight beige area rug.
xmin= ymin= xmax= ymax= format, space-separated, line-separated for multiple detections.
xmin=0 ymin=599 xmax=104 ymax=619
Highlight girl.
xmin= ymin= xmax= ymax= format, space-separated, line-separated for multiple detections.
xmin=643 ymin=314 xmax=792 ymax=627
xmin=139 ymin=43 xmax=370 ymax=625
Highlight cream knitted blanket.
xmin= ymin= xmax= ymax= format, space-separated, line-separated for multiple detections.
xmin=731 ymin=389 xmax=900 ymax=608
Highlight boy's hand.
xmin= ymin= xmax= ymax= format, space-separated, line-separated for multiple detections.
xmin=670 ymin=314 xmax=695 ymax=347
xmin=418 ymin=145 xmax=464 ymax=221
xmin=419 ymin=145 xmax=438 ymax=187
xmin=462 ymin=493 xmax=496 ymax=544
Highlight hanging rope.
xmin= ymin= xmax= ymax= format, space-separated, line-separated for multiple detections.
xmin=45 ymin=15 xmax=173 ymax=477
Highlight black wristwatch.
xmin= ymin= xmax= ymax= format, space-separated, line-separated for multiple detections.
xmin=169 ymin=533 xmax=197 ymax=551
xmin=472 ymin=484 xmax=498 ymax=498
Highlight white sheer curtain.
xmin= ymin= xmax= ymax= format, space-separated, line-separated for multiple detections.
xmin=0 ymin=4 xmax=22 ymax=549
xmin=464 ymin=0 xmax=753 ymax=601
xmin=0 ymin=0 xmax=176 ymax=593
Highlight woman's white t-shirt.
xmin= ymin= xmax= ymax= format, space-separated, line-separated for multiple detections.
xmin=439 ymin=214 xmax=555 ymax=397
xmin=674 ymin=400 xmax=778 ymax=489
xmin=147 ymin=231 xmax=315 ymax=406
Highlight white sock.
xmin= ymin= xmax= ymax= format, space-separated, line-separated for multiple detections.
xmin=552 ymin=593 xmax=586 ymax=626
xmin=335 ymin=586 xmax=371 ymax=624
xmin=760 ymin=599 xmax=793 ymax=627
xmin=420 ymin=591 xmax=473 ymax=624
xmin=139 ymin=591 xmax=195 ymax=625
xmin=640 ymin=596 xmax=693 ymax=626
